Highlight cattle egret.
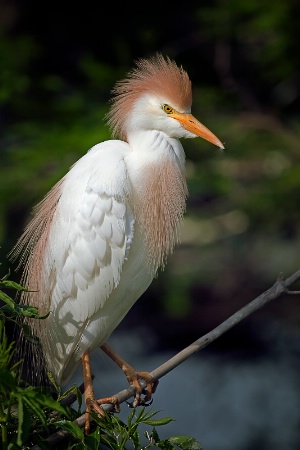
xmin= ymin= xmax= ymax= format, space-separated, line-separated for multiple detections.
xmin=12 ymin=54 xmax=224 ymax=432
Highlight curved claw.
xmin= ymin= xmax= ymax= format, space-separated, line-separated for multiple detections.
xmin=126 ymin=397 xmax=153 ymax=408
xmin=142 ymin=397 xmax=154 ymax=407
xmin=126 ymin=399 xmax=135 ymax=408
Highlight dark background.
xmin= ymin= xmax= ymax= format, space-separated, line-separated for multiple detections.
xmin=1 ymin=1 xmax=300 ymax=448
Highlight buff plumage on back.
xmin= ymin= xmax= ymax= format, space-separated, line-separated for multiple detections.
xmin=107 ymin=54 xmax=192 ymax=141
xmin=9 ymin=179 xmax=65 ymax=385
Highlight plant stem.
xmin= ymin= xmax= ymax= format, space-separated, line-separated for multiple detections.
xmin=0 ymin=400 xmax=7 ymax=450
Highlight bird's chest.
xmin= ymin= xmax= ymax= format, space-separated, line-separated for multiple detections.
xmin=128 ymin=157 xmax=188 ymax=272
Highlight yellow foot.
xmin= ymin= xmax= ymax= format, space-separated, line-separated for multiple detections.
xmin=125 ymin=369 xmax=159 ymax=408
xmin=84 ymin=395 xmax=120 ymax=434
xmin=100 ymin=343 xmax=159 ymax=408
xmin=82 ymin=350 xmax=121 ymax=434
xmin=84 ymin=398 xmax=105 ymax=435
xmin=96 ymin=394 xmax=120 ymax=413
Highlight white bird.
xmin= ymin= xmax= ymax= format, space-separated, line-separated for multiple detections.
xmin=12 ymin=54 xmax=224 ymax=431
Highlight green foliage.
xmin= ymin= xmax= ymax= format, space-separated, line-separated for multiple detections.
xmin=0 ymin=317 xmax=69 ymax=449
xmin=0 ymin=272 xmax=50 ymax=341
xmin=0 ymin=272 xmax=68 ymax=449
xmin=197 ymin=0 xmax=297 ymax=83
xmin=53 ymin=407 xmax=204 ymax=450
xmin=0 ymin=33 xmax=38 ymax=106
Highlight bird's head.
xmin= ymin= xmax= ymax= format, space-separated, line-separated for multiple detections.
xmin=106 ymin=54 xmax=224 ymax=149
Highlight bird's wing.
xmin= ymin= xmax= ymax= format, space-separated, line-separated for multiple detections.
xmin=44 ymin=140 xmax=135 ymax=324
xmin=12 ymin=140 xmax=140 ymax=383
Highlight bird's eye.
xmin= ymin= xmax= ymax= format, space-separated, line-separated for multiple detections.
xmin=162 ymin=104 xmax=174 ymax=114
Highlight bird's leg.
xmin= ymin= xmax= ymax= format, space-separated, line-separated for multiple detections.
xmin=82 ymin=350 xmax=104 ymax=434
xmin=100 ymin=343 xmax=158 ymax=407
xmin=82 ymin=350 xmax=119 ymax=434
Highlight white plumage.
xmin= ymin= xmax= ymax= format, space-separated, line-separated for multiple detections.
xmin=13 ymin=54 xmax=224 ymax=391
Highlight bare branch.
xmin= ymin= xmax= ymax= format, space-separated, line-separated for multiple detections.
xmin=29 ymin=269 xmax=300 ymax=449
xmin=150 ymin=270 xmax=300 ymax=381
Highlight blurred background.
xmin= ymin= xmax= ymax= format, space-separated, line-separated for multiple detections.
xmin=1 ymin=1 xmax=300 ymax=449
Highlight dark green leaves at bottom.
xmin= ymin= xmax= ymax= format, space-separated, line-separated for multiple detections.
xmin=168 ymin=435 xmax=204 ymax=450
xmin=84 ymin=428 xmax=101 ymax=450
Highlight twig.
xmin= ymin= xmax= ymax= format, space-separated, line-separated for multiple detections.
xmin=29 ymin=269 xmax=300 ymax=449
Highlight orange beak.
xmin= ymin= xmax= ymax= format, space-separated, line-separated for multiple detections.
xmin=172 ymin=112 xmax=224 ymax=149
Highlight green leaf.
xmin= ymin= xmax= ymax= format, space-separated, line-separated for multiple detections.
xmin=8 ymin=443 xmax=23 ymax=450
xmin=47 ymin=371 xmax=61 ymax=394
xmin=155 ymin=441 xmax=175 ymax=450
xmin=16 ymin=304 xmax=50 ymax=319
xmin=57 ymin=384 xmax=83 ymax=415
xmin=76 ymin=386 xmax=83 ymax=412
xmin=0 ymin=302 xmax=50 ymax=321
xmin=143 ymin=417 xmax=174 ymax=427
xmin=168 ymin=435 xmax=204 ymax=450
xmin=17 ymin=396 xmax=24 ymax=439
xmin=85 ymin=428 xmax=101 ymax=450
xmin=0 ymin=279 xmax=29 ymax=291
xmin=17 ymin=396 xmax=31 ymax=447
xmin=22 ymin=395 xmax=47 ymax=426
xmin=58 ymin=384 xmax=77 ymax=402
xmin=0 ymin=290 xmax=16 ymax=308
xmin=24 ymin=391 xmax=67 ymax=416
xmin=54 ymin=419 xmax=84 ymax=441
xmin=127 ymin=406 xmax=136 ymax=428
xmin=151 ymin=427 xmax=161 ymax=442
xmin=134 ymin=407 xmax=162 ymax=425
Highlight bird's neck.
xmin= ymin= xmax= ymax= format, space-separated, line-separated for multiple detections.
xmin=126 ymin=131 xmax=188 ymax=273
